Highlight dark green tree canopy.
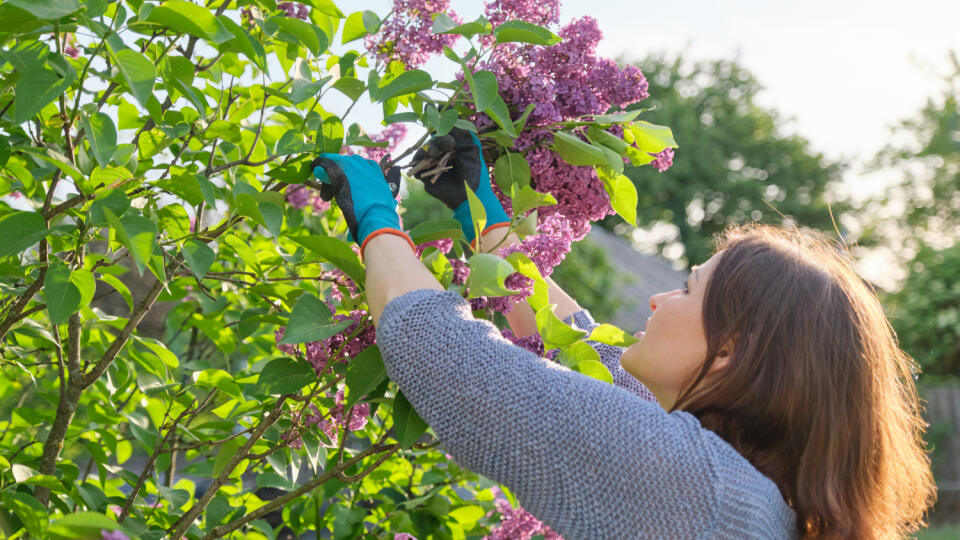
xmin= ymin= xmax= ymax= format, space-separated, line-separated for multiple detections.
xmin=605 ymin=54 xmax=848 ymax=265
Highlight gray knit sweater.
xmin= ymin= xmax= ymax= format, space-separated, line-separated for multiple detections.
xmin=377 ymin=289 xmax=798 ymax=539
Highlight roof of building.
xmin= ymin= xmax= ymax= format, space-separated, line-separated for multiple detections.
xmin=587 ymin=227 xmax=690 ymax=333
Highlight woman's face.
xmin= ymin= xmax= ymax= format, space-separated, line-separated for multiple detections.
xmin=620 ymin=252 xmax=726 ymax=410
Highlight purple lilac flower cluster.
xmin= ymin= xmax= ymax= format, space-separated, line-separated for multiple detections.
xmin=500 ymin=328 xmax=545 ymax=356
xmin=650 ymin=147 xmax=675 ymax=172
xmin=101 ymin=531 xmax=130 ymax=540
xmin=394 ymin=534 xmax=418 ymax=540
xmin=282 ymin=386 xmax=371 ymax=449
xmin=364 ymin=0 xmax=461 ymax=68
xmin=483 ymin=486 xmax=563 ymax=540
xmin=279 ymin=2 xmax=309 ymax=20
xmin=355 ymin=123 xmax=408 ymax=163
xmin=469 ymin=2 xmax=659 ymax=300
xmin=274 ymin=306 xmax=376 ymax=376
xmin=484 ymin=0 xmax=560 ymax=28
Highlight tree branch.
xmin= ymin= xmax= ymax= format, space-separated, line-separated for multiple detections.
xmin=201 ymin=444 xmax=399 ymax=540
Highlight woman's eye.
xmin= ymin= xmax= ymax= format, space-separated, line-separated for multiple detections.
xmin=681 ymin=281 xmax=689 ymax=294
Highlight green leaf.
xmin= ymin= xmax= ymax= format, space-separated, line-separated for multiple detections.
xmin=319 ymin=116 xmax=344 ymax=154
xmin=89 ymin=188 xmax=130 ymax=226
xmin=483 ymin=95 xmax=517 ymax=138
xmin=627 ymin=121 xmax=679 ymax=153
xmin=510 ymin=184 xmax=557 ymax=217
xmin=147 ymin=0 xmax=233 ymax=44
xmin=0 ymin=211 xmax=47 ymax=258
xmin=194 ymin=369 xmax=243 ymax=400
xmin=7 ymin=0 xmax=80 ymax=19
xmin=14 ymin=64 xmax=74 ymax=124
xmin=223 ymin=234 xmax=262 ymax=275
xmin=466 ymin=253 xmax=516 ymax=298
xmin=471 ymin=70 xmax=498 ymax=112
xmin=345 ymin=345 xmax=386 ymax=407
xmin=280 ymin=293 xmax=353 ymax=345
xmin=393 ymin=391 xmax=428 ymax=449
xmin=273 ymin=16 xmax=328 ymax=55
xmin=436 ymin=108 xmax=458 ymax=137
xmin=302 ymin=431 xmax=325 ymax=473
xmin=573 ymin=359 xmax=613 ymax=384
xmin=220 ymin=15 xmax=267 ymax=71
xmin=332 ymin=77 xmax=366 ymax=100
xmin=259 ymin=201 xmax=283 ymax=237
xmin=408 ymin=218 xmax=465 ymax=245
xmin=134 ymin=336 xmax=179 ymax=369
xmin=556 ymin=341 xmax=601 ymax=368
xmin=535 ymin=305 xmax=586 ymax=350
xmin=593 ymin=109 xmax=643 ymax=125
xmin=98 ymin=273 xmax=133 ymax=311
xmin=213 ymin=437 xmax=244 ymax=477
xmin=71 ymin=268 xmax=95 ymax=308
xmin=81 ymin=112 xmax=117 ymax=168
xmin=104 ymin=209 xmax=157 ymax=276
xmin=464 ymin=182 xmax=486 ymax=242
xmin=377 ymin=69 xmax=434 ymax=101
xmin=551 ymin=131 xmax=621 ymax=170
xmin=290 ymin=235 xmax=365 ymax=286
xmin=3 ymin=492 xmax=47 ymax=538
xmin=110 ymin=49 xmax=156 ymax=109
xmin=588 ymin=323 xmax=639 ymax=347
xmin=90 ymin=166 xmax=134 ymax=189
xmin=44 ymin=260 xmax=81 ymax=325
xmin=11 ymin=463 xmax=38 ymax=483
xmin=342 ymin=10 xmax=380 ymax=44
xmin=493 ymin=20 xmax=561 ymax=46
xmin=181 ymin=239 xmax=214 ymax=277
xmin=597 ymin=167 xmax=638 ymax=226
xmin=257 ymin=357 xmax=316 ymax=395
xmin=494 ymin=152 xmax=531 ymax=191
xmin=432 ymin=14 xmax=491 ymax=38
xmin=505 ymin=252 xmax=548 ymax=312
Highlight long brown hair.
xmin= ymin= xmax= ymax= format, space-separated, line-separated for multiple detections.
xmin=672 ymin=224 xmax=936 ymax=539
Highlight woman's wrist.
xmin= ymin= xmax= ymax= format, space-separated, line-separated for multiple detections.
xmin=478 ymin=225 xmax=520 ymax=253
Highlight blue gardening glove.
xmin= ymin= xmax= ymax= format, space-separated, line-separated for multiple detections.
xmin=409 ymin=128 xmax=510 ymax=243
xmin=310 ymin=154 xmax=410 ymax=252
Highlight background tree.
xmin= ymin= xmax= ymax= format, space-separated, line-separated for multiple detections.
xmin=603 ymin=53 xmax=848 ymax=266
xmin=864 ymin=54 xmax=960 ymax=380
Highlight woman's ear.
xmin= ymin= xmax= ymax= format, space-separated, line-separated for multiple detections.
xmin=708 ymin=338 xmax=736 ymax=374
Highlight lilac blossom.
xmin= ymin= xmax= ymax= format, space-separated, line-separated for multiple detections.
xmin=484 ymin=486 xmax=563 ymax=540
xmin=650 ymin=147 xmax=675 ymax=172
xmin=101 ymin=531 xmax=130 ymax=540
xmin=274 ymin=328 xmax=299 ymax=355
xmin=394 ymin=534 xmax=418 ymax=540
xmin=365 ymin=0 xmax=461 ymax=68
xmin=501 ymin=328 xmax=545 ymax=356
xmin=278 ymin=2 xmax=309 ymax=20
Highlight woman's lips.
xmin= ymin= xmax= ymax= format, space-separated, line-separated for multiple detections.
xmin=633 ymin=330 xmax=645 ymax=338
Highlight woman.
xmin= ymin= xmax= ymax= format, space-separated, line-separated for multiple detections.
xmin=310 ymin=130 xmax=935 ymax=539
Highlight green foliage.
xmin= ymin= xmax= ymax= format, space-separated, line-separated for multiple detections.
xmin=869 ymin=57 xmax=960 ymax=379
xmin=605 ymin=53 xmax=847 ymax=265
xmin=0 ymin=2 xmax=668 ymax=538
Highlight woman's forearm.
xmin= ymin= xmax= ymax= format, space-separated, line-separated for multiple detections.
xmin=366 ymin=233 xmax=443 ymax=326
xmin=479 ymin=228 xmax=583 ymax=337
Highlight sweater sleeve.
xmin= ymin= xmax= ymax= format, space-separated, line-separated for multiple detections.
xmin=563 ymin=310 xmax=658 ymax=403
xmin=376 ymin=289 xmax=724 ymax=538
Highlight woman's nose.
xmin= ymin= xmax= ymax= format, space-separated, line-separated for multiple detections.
xmin=649 ymin=289 xmax=679 ymax=312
